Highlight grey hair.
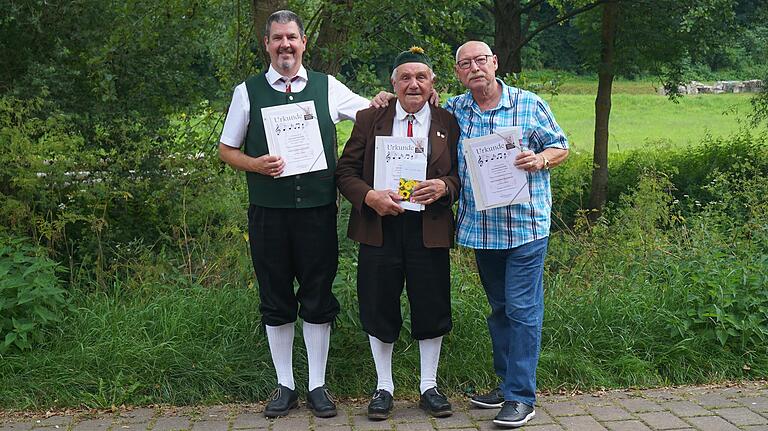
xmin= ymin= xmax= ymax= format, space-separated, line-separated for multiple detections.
xmin=390 ymin=65 xmax=437 ymax=82
xmin=265 ymin=10 xmax=305 ymax=38
xmin=455 ymin=41 xmax=493 ymax=61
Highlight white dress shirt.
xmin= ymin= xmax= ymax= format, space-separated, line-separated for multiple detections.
xmin=393 ymin=101 xmax=431 ymax=142
xmin=220 ymin=65 xmax=370 ymax=148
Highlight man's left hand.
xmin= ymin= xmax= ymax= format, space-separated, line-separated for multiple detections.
xmin=515 ymin=150 xmax=541 ymax=172
xmin=410 ymin=179 xmax=447 ymax=204
xmin=370 ymin=91 xmax=396 ymax=108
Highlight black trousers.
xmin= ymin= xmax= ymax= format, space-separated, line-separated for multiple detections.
xmin=357 ymin=211 xmax=452 ymax=343
xmin=248 ymin=203 xmax=340 ymax=326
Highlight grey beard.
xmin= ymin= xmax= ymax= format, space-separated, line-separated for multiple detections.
xmin=278 ymin=59 xmax=295 ymax=72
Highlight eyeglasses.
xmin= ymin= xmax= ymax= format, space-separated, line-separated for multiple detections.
xmin=456 ymin=55 xmax=493 ymax=70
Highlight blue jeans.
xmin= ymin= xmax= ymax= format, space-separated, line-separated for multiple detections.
xmin=474 ymin=237 xmax=548 ymax=407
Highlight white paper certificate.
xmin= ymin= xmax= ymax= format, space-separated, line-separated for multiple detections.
xmin=373 ymin=136 xmax=428 ymax=212
xmin=261 ymin=101 xmax=327 ymax=178
xmin=462 ymin=127 xmax=531 ymax=211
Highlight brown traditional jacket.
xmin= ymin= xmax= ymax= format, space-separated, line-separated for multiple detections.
xmin=335 ymin=103 xmax=461 ymax=248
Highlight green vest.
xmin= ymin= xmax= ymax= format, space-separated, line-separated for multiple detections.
xmin=244 ymin=70 xmax=337 ymax=208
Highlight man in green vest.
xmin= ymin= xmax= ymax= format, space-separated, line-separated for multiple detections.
xmin=218 ymin=10 xmax=370 ymax=419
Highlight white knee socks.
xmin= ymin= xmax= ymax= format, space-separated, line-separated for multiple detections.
xmin=419 ymin=336 xmax=443 ymax=394
xmin=266 ymin=322 xmax=332 ymax=391
xmin=303 ymin=321 xmax=331 ymax=391
xmin=265 ymin=323 xmax=295 ymax=390
xmin=369 ymin=335 xmax=395 ymax=394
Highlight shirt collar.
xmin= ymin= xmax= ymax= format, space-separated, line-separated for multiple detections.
xmin=266 ymin=64 xmax=308 ymax=86
xmin=395 ymin=100 xmax=430 ymax=124
xmin=459 ymin=78 xmax=514 ymax=110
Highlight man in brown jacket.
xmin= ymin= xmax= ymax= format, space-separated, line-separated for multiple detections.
xmin=336 ymin=47 xmax=460 ymax=421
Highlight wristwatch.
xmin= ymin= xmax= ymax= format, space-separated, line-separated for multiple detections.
xmin=542 ymin=155 xmax=551 ymax=170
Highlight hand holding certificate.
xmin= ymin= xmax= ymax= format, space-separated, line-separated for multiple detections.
xmin=462 ymin=127 xmax=531 ymax=211
xmin=373 ymin=136 xmax=428 ymax=212
xmin=261 ymin=101 xmax=327 ymax=178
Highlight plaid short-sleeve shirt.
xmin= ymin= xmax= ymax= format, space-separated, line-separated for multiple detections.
xmin=444 ymin=80 xmax=568 ymax=250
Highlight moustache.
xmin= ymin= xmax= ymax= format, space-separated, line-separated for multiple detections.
xmin=278 ymin=48 xmax=295 ymax=54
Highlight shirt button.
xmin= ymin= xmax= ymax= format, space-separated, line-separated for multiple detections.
xmin=296 ymin=186 xmax=301 ymax=191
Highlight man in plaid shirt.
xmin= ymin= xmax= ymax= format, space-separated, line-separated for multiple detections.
xmin=444 ymin=41 xmax=569 ymax=429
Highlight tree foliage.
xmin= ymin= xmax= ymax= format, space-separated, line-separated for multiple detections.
xmin=299 ymin=0 xmax=486 ymax=94
xmin=574 ymin=0 xmax=740 ymax=217
xmin=1 ymin=0 xmax=765 ymax=270
xmin=574 ymin=0 xmax=737 ymax=91
xmin=1 ymin=0 xmax=226 ymax=129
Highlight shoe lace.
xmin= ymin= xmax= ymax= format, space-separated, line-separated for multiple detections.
xmin=372 ymin=390 xmax=382 ymax=399
xmin=504 ymin=400 xmax=521 ymax=413
xmin=324 ymin=388 xmax=336 ymax=402
xmin=270 ymin=387 xmax=281 ymax=401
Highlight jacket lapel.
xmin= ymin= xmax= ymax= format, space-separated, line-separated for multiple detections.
xmin=373 ymin=103 xmax=396 ymax=137
xmin=428 ymin=109 xmax=448 ymax=165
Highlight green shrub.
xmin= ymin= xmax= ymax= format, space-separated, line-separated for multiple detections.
xmin=0 ymin=96 xmax=246 ymax=290
xmin=551 ymin=130 xmax=768 ymax=226
xmin=0 ymin=234 xmax=69 ymax=352
xmin=545 ymin=167 xmax=768 ymax=388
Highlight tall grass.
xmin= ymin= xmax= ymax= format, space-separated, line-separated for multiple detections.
xmin=2 ymin=143 xmax=766 ymax=409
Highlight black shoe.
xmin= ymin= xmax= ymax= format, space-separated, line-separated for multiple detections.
xmin=419 ymin=387 xmax=453 ymax=418
xmin=264 ymin=384 xmax=299 ymax=418
xmin=367 ymin=389 xmax=394 ymax=420
xmin=493 ymin=401 xmax=535 ymax=428
xmin=470 ymin=387 xmax=504 ymax=409
xmin=307 ymin=386 xmax=337 ymax=418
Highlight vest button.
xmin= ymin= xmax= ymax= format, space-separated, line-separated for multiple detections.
xmin=296 ymin=186 xmax=301 ymax=191
xmin=288 ymin=96 xmax=294 ymax=101
xmin=296 ymin=197 xmax=302 ymax=202
xmin=296 ymin=175 xmax=301 ymax=179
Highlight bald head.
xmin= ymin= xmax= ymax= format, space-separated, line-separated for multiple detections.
xmin=454 ymin=40 xmax=499 ymax=98
xmin=456 ymin=41 xmax=493 ymax=62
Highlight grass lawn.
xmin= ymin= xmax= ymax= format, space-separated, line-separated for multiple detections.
xmin=336 ymin=91 xmax=755 ymax=156
xmin=556 ymin=77 xmax=660 ymax=95
xmin=544 ymin=93 xmax=753 ymax=154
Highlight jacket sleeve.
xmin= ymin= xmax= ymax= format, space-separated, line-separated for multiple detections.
xmin=436 ymin=112 xmax=461 ymax=207
xmin=335 ymin=109 xmax=373 ymax=212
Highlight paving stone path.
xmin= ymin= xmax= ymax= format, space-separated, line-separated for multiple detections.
xmin=2 ymin=382 xmax=766 ymax=431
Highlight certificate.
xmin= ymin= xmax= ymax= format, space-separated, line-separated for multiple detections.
xmin=462 ymin=127 xmax=530 ymax=211
xmin=373 ymin=136 xmax=428 ymax=212
xmin=261 ymin=101 xmax=326 ymax=178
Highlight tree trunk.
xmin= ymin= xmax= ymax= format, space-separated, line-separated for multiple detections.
xmin=494 ymin=0 xmax=523 ymax=75
xmin=587 ymin=0 xmax=619 ymax=223
xmin=251 ymin=0 xmax=288 ymax=69
xmin=308 ymin=0 xmax=350 ymax=75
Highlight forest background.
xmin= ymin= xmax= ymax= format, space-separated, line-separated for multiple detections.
xmin=1 ymin=0 xmax=767 ymax=409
